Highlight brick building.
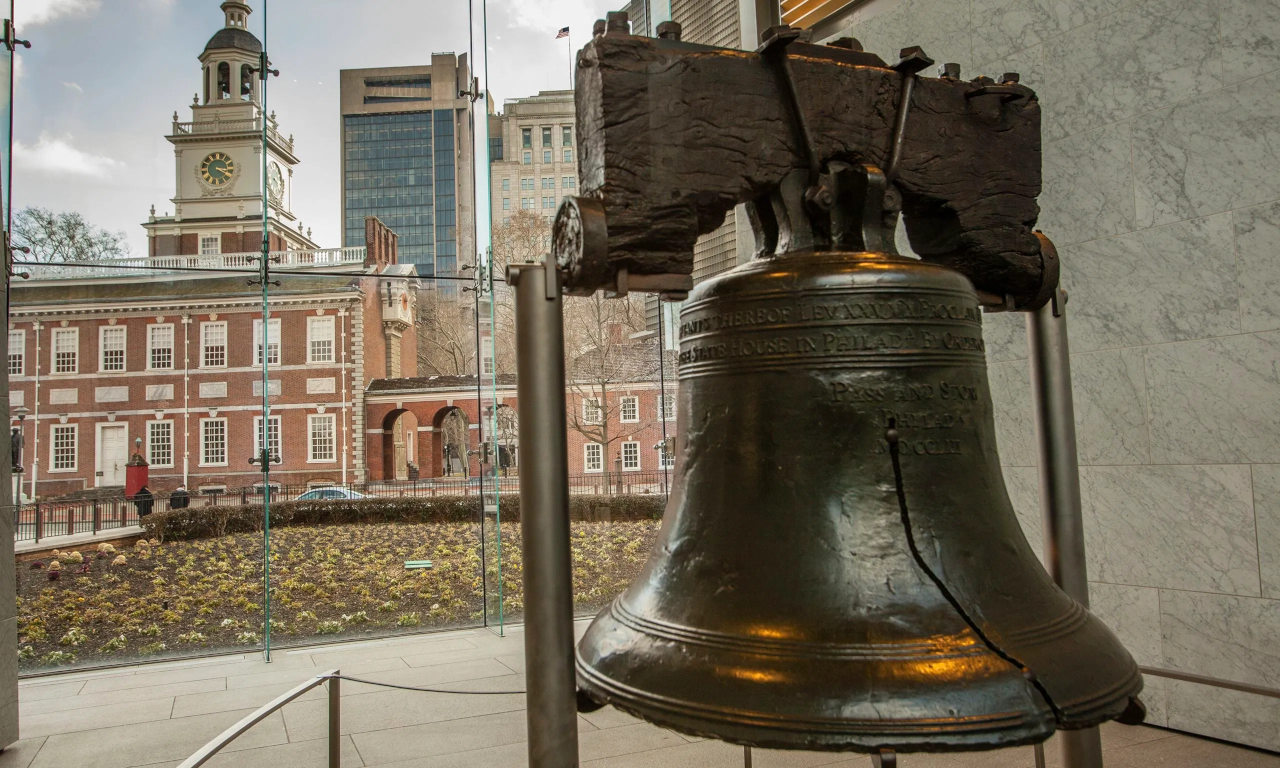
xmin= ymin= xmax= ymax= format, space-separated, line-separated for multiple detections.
xmin=8 ymin=225 xmax=415 ymax=500
xmin=363 ymin=346 xmax=678 ymax=482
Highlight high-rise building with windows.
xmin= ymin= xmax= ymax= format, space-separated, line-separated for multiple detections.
xmin=486 ymin=90 xmax=577 ymax=233
xmin=339 ymin=56 xmax=475 ymax=279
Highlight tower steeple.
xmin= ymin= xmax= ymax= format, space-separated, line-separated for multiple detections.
xmin=222 ymin=0 xmax=252 ymax=30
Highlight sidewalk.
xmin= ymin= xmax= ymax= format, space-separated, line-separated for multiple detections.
xmin=3 ymin=621 xmax=1276 ymax=768
xmin=14 ymin=526 xmax=144 ymax=556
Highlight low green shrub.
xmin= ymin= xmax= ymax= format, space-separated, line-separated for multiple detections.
xmin=142 ymin=493 xmax=665 ymax=543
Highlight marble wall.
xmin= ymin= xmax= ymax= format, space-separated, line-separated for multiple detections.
xmin=833 ymin=0 xmax=1280 ymax=752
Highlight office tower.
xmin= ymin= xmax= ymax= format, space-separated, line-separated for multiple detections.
xmin=340 ymin=56 xmax=475 ymax=279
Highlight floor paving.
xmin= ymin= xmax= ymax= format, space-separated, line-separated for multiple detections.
xmin=0 ymin=620 xmax=1274 ymax=768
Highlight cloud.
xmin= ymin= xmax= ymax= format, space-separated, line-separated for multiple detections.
xmin=13 ymin=133 xmax=123 ymax=178
xmin=19 ymin=0 xmax=101 ymax=27
xmin=62 ymin=81 xmax=82 ymax=93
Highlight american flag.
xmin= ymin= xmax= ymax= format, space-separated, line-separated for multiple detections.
xmin=555 ymin=26 xmax=569 ymax=39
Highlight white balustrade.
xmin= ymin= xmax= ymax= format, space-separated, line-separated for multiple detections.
xmin=23 ymin=247 xmax=367 ymax=280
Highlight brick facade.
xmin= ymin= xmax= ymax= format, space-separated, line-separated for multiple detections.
xmin=8 ymin=260 xmax=416 ymax=499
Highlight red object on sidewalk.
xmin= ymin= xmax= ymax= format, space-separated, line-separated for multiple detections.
xmin=125 ymin=445 xmax=149 ymax=499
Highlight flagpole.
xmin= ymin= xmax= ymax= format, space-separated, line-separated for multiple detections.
xmin=567 ymin=29 xmax=572 ymax=90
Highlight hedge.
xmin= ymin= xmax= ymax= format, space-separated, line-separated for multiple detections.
xmin=141 ymin=493 xmax=667 ymax=543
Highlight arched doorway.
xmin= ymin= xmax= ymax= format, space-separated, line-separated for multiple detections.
xmin=381 ymin=409 xmax=420 ymax=481
xmin=435 ymin=407 xmax=470 ymax=478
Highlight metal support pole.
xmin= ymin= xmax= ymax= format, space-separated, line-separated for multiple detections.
xmin=1026 ymin=287 xmax=1103 ymax=768
xmin=511 ymin=263 xmax=579 ymax=768
xmin=328 ymin=674 xmax=341 ymax=768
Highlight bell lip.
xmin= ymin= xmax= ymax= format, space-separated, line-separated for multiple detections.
xmin=575 ymin=656 xmax=1059 ymax=753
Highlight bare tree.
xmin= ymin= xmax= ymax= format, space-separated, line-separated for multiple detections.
xmin=485 ymin=210 xmax=549 ymax=375
xmin=563 ymin=291 xmax=655 ymax=493
xmin=415 ymin=287 xmax=477 ymax=376
xmin=12 ymin=207 xmax=130 ymax=263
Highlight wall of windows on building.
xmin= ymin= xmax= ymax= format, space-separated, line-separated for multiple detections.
xmin=6 ymin=265 xmax=416 ymax=499
xmin=488 ymin=90 xmax=577 ymax=231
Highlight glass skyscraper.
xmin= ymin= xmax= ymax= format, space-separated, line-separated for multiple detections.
xmin=339 ymin=59 xmax=471 ymax=280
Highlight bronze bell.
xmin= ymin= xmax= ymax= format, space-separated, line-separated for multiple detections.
xmin=574 ymin=171 xmax=1142 ymax=752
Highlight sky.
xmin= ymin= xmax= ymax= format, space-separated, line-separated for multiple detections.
xmin=10 ymin=0 xmax=618 ymax=256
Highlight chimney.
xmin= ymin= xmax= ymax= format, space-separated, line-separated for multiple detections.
xmin=363 ymin=216 xmax=399 ymax=272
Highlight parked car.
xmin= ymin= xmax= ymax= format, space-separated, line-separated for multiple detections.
xmin=295 ymin=487 xmax=370 ymax=501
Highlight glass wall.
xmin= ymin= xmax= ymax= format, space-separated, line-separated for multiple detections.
xmin=9 ymin=0 xmax=680 ymax=675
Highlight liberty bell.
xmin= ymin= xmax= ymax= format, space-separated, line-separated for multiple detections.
xmin=557 ymin=24 xmax=1142 ymax=755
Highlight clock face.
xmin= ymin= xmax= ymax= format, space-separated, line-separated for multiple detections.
xmin=267 ymin=162 xmax=284 ymax=202
xmin=200 ymin=152 xmax=236 ymax=186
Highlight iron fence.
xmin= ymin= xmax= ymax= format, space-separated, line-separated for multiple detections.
xmin=12 ymin=470 xmax=673 ymax=544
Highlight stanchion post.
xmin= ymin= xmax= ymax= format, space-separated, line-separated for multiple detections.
xmin=1026 ymin=287 xmax=1103 ymax=768
xmin=328 ymin=674 xmax=341 ymax=768
xmin=510 ymin=263 xmax=579 ymax=768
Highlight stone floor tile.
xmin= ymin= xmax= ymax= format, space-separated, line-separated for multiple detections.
xmin=363 ymin=739 xmax=529 ymax=768
xmin=349 ymin=709 xmax=528 ymax=766
xmin=578 ymin=722 xmax=688 ymax=762
xmin=170 ymin=678 xmax=325 ymax=719
xmin=334 ymin=658 xmax=521 ymax=697
xmin=76 ymin=656 xmax=308 ymax=694
xmin=580 ymin=738 xmax=747 ymax=768
xmin=224 ymin=655 xmax=405 ymax=691
xmin=201 ymin=734 xmax=365 ymax=767
xmin=27 ymin=710 xmax=287 ymax=768
xmin=17 ymin=681 xmax=85 ymax=703
xmin=580 ymin=705 xmax=642 ymax=731
xmin=22 ymin=677 xmax=224 ymax=717
xmin=283 ymin=675 xmax=526 ymax=742
xmin=0 ymin=736 xmax=47 ymax=768
xmin=297 ymin=636 xmax=478 ymax=667
xmin=1105 ymin=730 xmax=1280 ymax=767
xmin=21 ymin=696 xmax=175 ymax=739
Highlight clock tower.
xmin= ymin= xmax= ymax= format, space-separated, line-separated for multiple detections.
xmin=144 ymin=0 xmax=318 ymax=258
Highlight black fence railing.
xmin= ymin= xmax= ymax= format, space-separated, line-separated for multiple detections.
xmin=13 ymin=470 xmax=674 ymax=544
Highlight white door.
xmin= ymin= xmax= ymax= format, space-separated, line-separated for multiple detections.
xmin=98 ymin=425 xmax=128 ymax=487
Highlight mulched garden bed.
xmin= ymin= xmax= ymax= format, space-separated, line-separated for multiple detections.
xmin=17 ymin=520 xmax=660 ymax=671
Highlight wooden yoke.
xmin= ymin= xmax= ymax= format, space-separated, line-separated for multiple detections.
xmin=551 ymin=16 xmax=1057 ymax=310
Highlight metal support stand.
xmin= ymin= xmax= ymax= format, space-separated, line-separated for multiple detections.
xmin=328 ymin=675 xmax=341 ymax=768
xmin=1026 ymin=288 xmax=1103 ymax=768
xmin=872 ymin=749 xmax=896 ymax=767
xmin=511 ymin=263 xmax=580 ymax=768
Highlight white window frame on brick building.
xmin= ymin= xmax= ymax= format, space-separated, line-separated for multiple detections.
xmin=200 ymin=417 xmax=228 ymax=466
xmin=582 ymin=397 xmax=603 ymax=424
xmin=522 ymin=198 xmax=533 ymax=210
xmin=147 ymin=420 xmax=175 ymax=468
xmin=563 ymin=176 xmax=576 ymax=189
xmin=502 ymin=198 xmax=510 ymax=210
xmin=7 ymin=330 xmax=23 ymax=377
xmin=307 ymin=316 xmax=336 ymax=364
xmin=542 ymin=177 xmax=553 ymax=189
xmin=659 ymin=391 xmax=675 ymax=421
xmin=621 ymin=441 xmax=640 ymax=471
xmin=52 ymin=328 xmax=78 ymax=375
xmin=308 ymin=413 xmax=337 ymax=462
xmin=200 ymin=235 xmax=221 ymax=256
xmin=563 ymin=149 xmax=572 ymax=162
xmin=522 ymin=151 xmax=531 ymax=165
xmin=520 ymin=178 xmax=533 ymax=191
xmin=620 ymin=395 xmax=639 ymax=423
xmin=543 ymin=149 xmax=552 ymax=163
xmin=147 ymin=324 xmax=174 ymax=370
xmin=201 ymin=322 xmax=227 ymax=368
xmin=50 ymin=423 xmax=77 ymax=471
xmin=254 ymin=318 xmax=281 ymax=367
xmin=254 ymin=415 xmax=282 ymax=464
xmin=502 ymin=178 xmax=510 ymax=191
xmin=99 ymin=325 xmax=127 ymax=372
xmin=541 ymin=196 xmax=555 ymax=209
xmin=584 ymin=442 xmax=603 ymax=473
